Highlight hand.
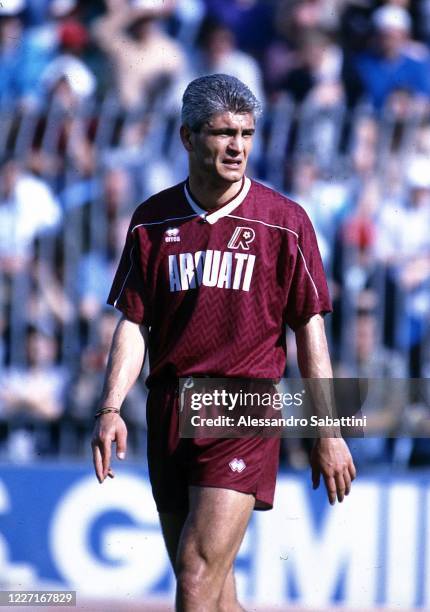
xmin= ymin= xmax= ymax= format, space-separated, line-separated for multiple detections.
xmin=91 ymin=413 xmax=128 ymax=483
xmin=310 ymin=438 xmax=356 ymax=504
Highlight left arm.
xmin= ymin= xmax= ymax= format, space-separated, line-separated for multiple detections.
xmin=295 ymin=314 xmax=356 ymax=504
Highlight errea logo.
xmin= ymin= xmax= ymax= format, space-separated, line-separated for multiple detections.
xmin=229 ymin=458 xmax=246 ymax=473
xmin=228 ymin=227 xmax=255 ymax=250
xmin=165 ymin=227 xmax=180 ymax=243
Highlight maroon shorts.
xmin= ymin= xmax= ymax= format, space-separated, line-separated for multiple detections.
xmin=146 ymin=384 xmax=280 ymax=513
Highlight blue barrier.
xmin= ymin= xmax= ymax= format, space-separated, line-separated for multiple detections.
xmin=0 ymin=463 xmax=429 ymax=608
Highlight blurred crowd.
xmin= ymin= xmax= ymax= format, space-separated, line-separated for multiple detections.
xmin=0 ymin=0 xmax=430 ymax=469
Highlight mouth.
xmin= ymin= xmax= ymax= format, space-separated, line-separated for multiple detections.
xmin=222 ymin=160 xmax=242 ymax=167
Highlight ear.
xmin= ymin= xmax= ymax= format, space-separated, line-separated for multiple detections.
xmin=180 ymin=125 xmax=194 ymax=152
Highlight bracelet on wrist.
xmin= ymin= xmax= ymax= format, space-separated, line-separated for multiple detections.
xmin=94 ymin=407 xmax=120 ymax=419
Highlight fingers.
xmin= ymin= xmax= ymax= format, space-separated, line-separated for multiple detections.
xmin=323 ymin=475 xmax=337 ymax=505
xmin=312 ymin=464 xmax=320 ymax=490
xmin=349 ymin=461 xmax=357 ymax=482
xmin=116 ymin=426 xmax=127 ymax=461
xmin=334 ymin=471 xmax=346 ymax=503
xmin=343 ymin=469 xmax=352 ymax=497
xmin=91 ymin=417 xmax=128 ymax=483
xmin=102 ymin=438 xmax=112 ymax=480
xmin=312 ymin=439 xmax=358 ymax=505
xmin=92 ymin=439 xmax=115 ymax=482
xmin=323 ymin=472 xmax=347 ymax=504
xmin=325 ymin=460 xmax=357 ymax=504
xmin=91 ymin=441 xmax=104 ymax=483
xmin=345 ymin=458 xmax=357 ymax=497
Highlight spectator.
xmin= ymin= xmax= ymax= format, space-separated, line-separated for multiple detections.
xmin=264 ymin=0 xmax=332 ymax=95
xmin=0 ymin=326 xmax=68 ymax=421
xmin=270 ymin=28 xmax=343 ymax=107
xmin=348 ymin=115 xmax=379 ymax=186
xmin=289 ymin=156 xmax=350 ymax=262
xmin=288 ymin=157 xmax=330 ymax=264
xmin=0 ymin=159 xmax=62 ymax=273
xmin=336 ymin=309 xmax=407 ymax=378
xmin=202 ymin=0 xmax=275 ymax=57
xmin=340 ymin=178 xmax=378 ymax=266
xmin=194 ymin=17 xmax=264 ymax=104
xmin=27 ymin=258 xmax=75 ymax=330
xmin=66 ymin=310 xmax=120 ymax=421
xmin=376 ymin=157 xmax=430 ymax=374
xmin=40 ymin=20 xmax=96 ymax=106
xmin=76 ymin=166 xmax=134 ymax=323
xmin=93 ymin=0 xmax=186 ymax=110
xmin=353 ymin=5 xmax=430 ymax=110
xmin=2 ymin=0 xmax=88 ymax=108
xmin=330 ymin=179 xmax=382 ymax=358
xmin=337 ymin=309 xmax=407 ymax=467
xmin=0 ymin=0 xmax=27 ymax=107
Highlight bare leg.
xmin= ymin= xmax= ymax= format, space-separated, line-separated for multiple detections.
xmin=160 ymin=511 xmax=248 ymax=610
xmin=175 ymin=486 xmax=254 ymax=612
xmin=159 ymin=510 xmax=188 ymax=571
xmin=218 ymin=568 xmax=247 ymax=612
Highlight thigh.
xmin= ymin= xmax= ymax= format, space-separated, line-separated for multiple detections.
xmin=159 ymin=511 xmax=188 ymax=573
xmin=177 ymin=486 xmax=254 ymax=575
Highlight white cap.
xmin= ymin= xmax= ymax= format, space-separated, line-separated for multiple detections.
xmin=50 ymin=0 xmax=77 ymax=18
xmin=373 ymin=6 xmax=411 ymax=32
xmin=0 ymin=0 xmax=25 ymax=16
xmin=406 ymin=157 xmax=430 ymax=189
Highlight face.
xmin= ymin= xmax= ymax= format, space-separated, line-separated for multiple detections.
xmin=181 ymin=111 xmax=255 ymax=185
xmin=379 ymin=28 xmax=406 ymax=57
xmin=27 ymin=331 xmax=57 ymax=366
xmin=206 ymin=28 xmax=235 ymax=61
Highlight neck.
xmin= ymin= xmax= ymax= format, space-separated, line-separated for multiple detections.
xmin=188 ymin=173 xmax=245 ymax=211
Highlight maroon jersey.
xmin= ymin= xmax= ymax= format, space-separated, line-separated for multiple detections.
xmin=107 ymin=177 xmax=332 ymax=386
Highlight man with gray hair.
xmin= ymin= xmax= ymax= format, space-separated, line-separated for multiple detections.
xmin=92 ymin=74 xmax=356 ymax=611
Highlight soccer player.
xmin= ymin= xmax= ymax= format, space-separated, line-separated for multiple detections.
xmin=91 ymin=74 xmax=356 ymax=612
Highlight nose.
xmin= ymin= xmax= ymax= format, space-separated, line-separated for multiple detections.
xmin=227 ymin=134 xmax=244 ymax=154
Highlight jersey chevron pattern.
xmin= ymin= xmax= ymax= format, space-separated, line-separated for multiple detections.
xmin=107 ymin=177 xmax=332 ymax=386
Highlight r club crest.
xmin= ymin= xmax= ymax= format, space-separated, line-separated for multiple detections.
xmin=227 ymin=227 xmax=255 ymax=250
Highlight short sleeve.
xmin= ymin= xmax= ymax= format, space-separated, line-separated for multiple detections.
xmin=107 ymin=223 xmax=150 ymax=325
xmin=284 ymin=211 xmax=332 ymax=331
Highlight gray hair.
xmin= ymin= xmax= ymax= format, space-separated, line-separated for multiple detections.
xmin=181 ymin=74 xmax=262 ymax=132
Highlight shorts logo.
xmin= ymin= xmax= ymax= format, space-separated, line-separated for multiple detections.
xmin=165 ymin=227 xmax=180 ymax=243
xmin=227 ymin=227 xmax=255 ymax=250
xmin=229 ymin=458 xmax=246 ymax=473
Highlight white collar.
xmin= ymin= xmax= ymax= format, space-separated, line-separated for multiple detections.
xmin=184 ymin=177 xmax=251 ymax=224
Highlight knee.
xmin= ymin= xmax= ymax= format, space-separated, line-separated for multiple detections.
xmin=177 ymin=568 xmax=202 ymax=601
xmin=177 ymin=553 xmax=229 ymax=608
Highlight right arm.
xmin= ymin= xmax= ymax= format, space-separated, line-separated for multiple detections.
xmin=93 ymin=0 xmax=177 ymax=55
xmin=295 ymin=314 xmax=356 ymax=504
xmin=91 ymin=316 xmax=148 ymax=483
